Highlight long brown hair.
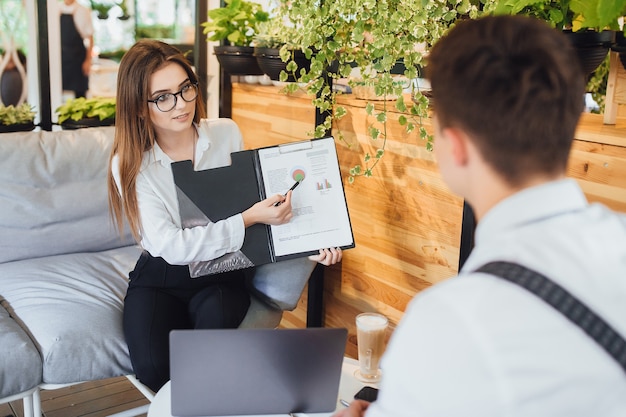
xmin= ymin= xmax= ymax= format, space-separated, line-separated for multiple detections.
xmin=107 ymin=40 xmax=207 ymax=242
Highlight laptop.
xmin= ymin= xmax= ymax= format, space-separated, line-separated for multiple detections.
xmin=169 ymin=327 xmax=348 ymax=416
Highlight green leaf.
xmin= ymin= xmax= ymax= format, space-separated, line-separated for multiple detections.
xmin=286 ymin=60 xmax=298 ymax=72
xmin=0 ymin=103 xmax=36 ymax=125
xmin=595 ymin=0 xmax=626 ymax=29
xmin=334 ymin=105 xmax=347 ymax=119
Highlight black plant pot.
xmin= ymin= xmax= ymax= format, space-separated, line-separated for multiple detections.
xmin=253 ymin=47 xmax=311 ymax=81
xmin=0 ymin=121 xmax=35 ymax=133
xmin=60 ymin=117 xmax=115 ymax=130
xmin=565 ymin=30 xmax=615 ymax=76
xmin=611 ymin=31 xmax=626 ymax=69
xmin=348 ymin=59 xmax=422 ymax=77
xmin=214 ymin=45 xmax=264 ymax=76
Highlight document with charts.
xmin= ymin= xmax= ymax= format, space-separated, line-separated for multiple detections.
xmin=171 ymin=136 xmax=354 ymax=276
xmin=257 ymin=137 xmax=354 ymax=257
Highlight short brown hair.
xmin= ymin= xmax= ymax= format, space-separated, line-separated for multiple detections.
xmin=427 ymin=15 xmax=585 ymax=186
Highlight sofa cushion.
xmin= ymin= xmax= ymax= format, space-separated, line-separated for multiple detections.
xmin=0 ymin=127 xmax=134 ymax=264
xmin=0 ymin=245 xmax=142 ymax=384
xmin=0 ymin=306 xmax=42 ymax=398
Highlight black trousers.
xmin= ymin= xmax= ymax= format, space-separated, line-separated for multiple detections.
xmin=123 ymin=252 xmax=250 ymax=392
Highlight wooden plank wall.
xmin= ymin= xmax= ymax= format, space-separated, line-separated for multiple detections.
xmin=231 ymin=83 xmax=463 ymax=358
xmin=568 ymin=114 xmax=626 ymax=213
xmin=231 ymin=83 xmax=626 ymax=359
xmin=603 ymin=51 xmax=626 ymax=124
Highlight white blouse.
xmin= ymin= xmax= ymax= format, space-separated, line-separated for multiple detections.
xmin=111 ymin=118 xmax=246 ymax=265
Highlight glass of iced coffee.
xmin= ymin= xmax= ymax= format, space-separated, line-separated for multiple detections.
xmin=354 ymin=312 xmax=388 ymax=382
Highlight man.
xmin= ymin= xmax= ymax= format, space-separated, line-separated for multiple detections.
xmin=59 ymin=0 xmax=94 ymax=98
xmin=335 ymin=15 xmax=626 ymax=417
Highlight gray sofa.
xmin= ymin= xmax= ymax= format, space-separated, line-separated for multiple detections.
xmin=0 ymin=126 xmax=306 ymax=415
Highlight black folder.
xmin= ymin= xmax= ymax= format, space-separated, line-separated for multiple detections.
xmin=172 ymin=136 xmax=354 ymax=276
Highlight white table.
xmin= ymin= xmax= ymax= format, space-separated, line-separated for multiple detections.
xmin=148 ymin=357 xmax=376 ymax=417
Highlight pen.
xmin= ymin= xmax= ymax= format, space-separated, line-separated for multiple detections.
xmin=274 ymin=180 xmax=300 ymax=206
xmin=340 ymin=399 xmax=350 ymax=407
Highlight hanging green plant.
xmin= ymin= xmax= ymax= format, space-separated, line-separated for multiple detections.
xmin=272 ymin=0 xmax=494 ymax=182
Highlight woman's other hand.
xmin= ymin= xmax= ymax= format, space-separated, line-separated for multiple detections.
xmin=308 ymin=247 xmax=343 ymax=266
xmin=242 ymin=191 xmax=294 ymax=227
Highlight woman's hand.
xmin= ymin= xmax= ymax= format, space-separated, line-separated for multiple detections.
xmin=242 ymin=191 xmax=294 ymax=227
xmin=308 ymin=247 xmax=343 ymax=266
xmin=331 ymin=399 xmax=370 ymax=417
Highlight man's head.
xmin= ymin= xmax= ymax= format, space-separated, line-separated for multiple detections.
xmin=427 ymin=15 xmax=585 ymax=191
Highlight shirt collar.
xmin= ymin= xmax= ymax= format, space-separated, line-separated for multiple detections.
xmin=196 ymin=122 xmax=211 ymax=154
xmin=142 ymin=123 xmax=210 ymax=169
xmin=475 ymin=178 xmax=588 ymax=246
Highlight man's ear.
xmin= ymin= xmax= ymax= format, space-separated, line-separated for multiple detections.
xmin=443 ymin=127 xmax=469 ymax=166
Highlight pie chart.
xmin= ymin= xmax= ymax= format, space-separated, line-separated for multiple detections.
xmin=291 ymin=167 xmax=306 ymax=182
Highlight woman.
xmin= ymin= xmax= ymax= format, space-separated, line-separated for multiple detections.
xmin=107 ymin=40 xmax=341 ymax=392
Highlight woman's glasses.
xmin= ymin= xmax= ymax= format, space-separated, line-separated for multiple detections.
xmin=147 ymin=82 xmax=198 ymax=112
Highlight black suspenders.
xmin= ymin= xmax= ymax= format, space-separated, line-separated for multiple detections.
xmin=475 ymin=261 xmax=626 ymax=373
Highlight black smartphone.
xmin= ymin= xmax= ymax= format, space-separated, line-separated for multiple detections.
xmin=354 ymin=386 xmax=379 ymax=402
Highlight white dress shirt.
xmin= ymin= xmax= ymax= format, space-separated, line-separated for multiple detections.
xmin=366 ymin=179 xmax=626 ymax=417
xmin=111 ymin=118 xmax=246 ymax=265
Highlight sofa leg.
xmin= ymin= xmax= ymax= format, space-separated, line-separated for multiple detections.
xmin=125 ymin=374 xmax=155 ymax=401
xmin=102 ymin=375 xmax=155 ymax=416
xmin=33 ymin=388 xmax=41 ymax=417
xmin=20 ymin=387 xmax=39 ymax=417
xmin=22 ymin=395 xmax=33 ymax=417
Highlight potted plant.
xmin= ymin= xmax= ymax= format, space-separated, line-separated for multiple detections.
xmin=56 ymin=97 xmax=116 ymax=129
xmin=252 ymin=18 xmax=311 ymax=82
xmin=117 ymin=0 xmax=130 ymax=20
xmin=0 ymin=102 xmax=36 ymax=133
xmin=202 ymin=0 xmax=269 ymax=76
xmin=494 ymin=0 xmax=626 ymax=75
xmin=89 ymin=1 xmax=114 ymax=20
xmin=272 ymin=0 xmax=491 ymax=182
